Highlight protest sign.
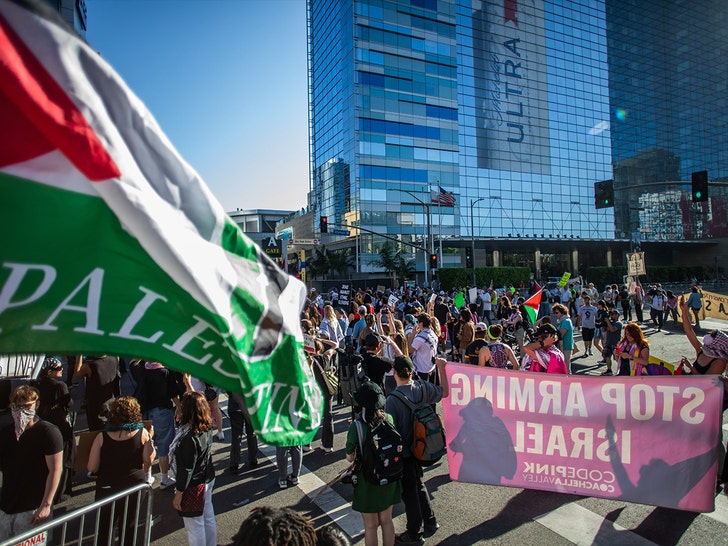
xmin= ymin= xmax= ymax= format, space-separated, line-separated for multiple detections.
xmin=443 ymin=364 xmax=722 ymax=512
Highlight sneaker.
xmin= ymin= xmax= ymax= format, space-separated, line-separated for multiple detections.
xmin=597 ymin=359 xmax=606 ymax=364
xmin=228 ymin=465 xmax=240 ymax=475
xmin=319 ymin=445 xmax=334 ymax=454
xmin=424 ymin=519 xmax=440 ymax=537
xmin=289 ymin=475 xmax=299 ymax=486
xmin=160 ymin=476 xmax=176 ymax=490
xmin=302 ymin=444 xmax=313 ymax=453
xmin=395 ymin=531 xmax=425 ymax=545
xmin=215 ymin=432 xmax=225 ymax=441
xmin=587 ymin=349 xmax=593 ymax=356
xmin=600 ymin=369 xmax=613 ymax=376
xmin=278 ymin=479 xmax=288 ymax=489
xmin=247 ymin=460 xmax=259 ymax=470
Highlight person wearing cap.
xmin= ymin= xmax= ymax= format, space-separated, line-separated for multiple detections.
xmin=32 ymin=357 xmax=75 ymax=501
xmin=385 ymin=356 xmax=448 ymax=545
xmin=599 ymin=309 xmax=623 ymax=375
xmin=522 ymin=323 xmax=567 ymax=374
xmin=678 ymin=296 xmax=727 ymax=376
xmin=464 ymin=322 xmax=489 ymax=365
xmin=345 ymin=382 xmax=402 ymax=546
xmin=477 ymin=324 xmax=519 ymax=370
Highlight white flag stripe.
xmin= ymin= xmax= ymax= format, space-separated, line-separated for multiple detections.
xmin=534 ymin=503 xmax=659 ymax=546
xmin=3 ymin=1 xmax=307 ymax=344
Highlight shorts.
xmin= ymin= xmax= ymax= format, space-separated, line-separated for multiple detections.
xmin=581 ymin=327 xmax=595 ymax=342
xmin=602 ymin=344 xmax=616 ymax=359
xmin=594 ymin=328 xmax=605 ymax=340
xmin=148 ymin=406 xmax=175 ymax=456
xmin=0 ymin=509 xmax=36 ymax=541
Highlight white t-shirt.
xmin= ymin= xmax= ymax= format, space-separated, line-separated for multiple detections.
xmin=483 ymin=292 xmax=492 ymax=311
xmin=410 ymin=328 xmax=438 ymax=374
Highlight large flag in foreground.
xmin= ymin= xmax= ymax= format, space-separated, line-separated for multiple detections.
xmin=0 ymin=0 xmax=322 ymax=445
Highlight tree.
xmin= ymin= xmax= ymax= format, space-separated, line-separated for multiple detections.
xmin=370 ymin=242 xmax=415 ymax=285
xmin=306 ymin=247 xmax=330 ymax=280
xmin=327 ymin=248 xmax=355 ymax=278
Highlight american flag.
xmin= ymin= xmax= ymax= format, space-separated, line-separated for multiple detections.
xmin=431 ymin=186 xmax=456 ymax=206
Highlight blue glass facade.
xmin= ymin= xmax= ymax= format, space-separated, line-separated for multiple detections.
xmin=307 ymin=0 xmax=728 ymax=275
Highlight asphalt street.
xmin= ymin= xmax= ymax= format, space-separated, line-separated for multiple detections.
xmin=51 ymin=315 xmax=728 ymax=545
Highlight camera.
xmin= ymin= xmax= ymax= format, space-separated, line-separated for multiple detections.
xmin=382 ymin=308 xmax=389 ymax=314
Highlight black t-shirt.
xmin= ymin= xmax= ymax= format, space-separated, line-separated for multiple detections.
xmin=464 ymin=339 xmax=488 ymax=364
xmin=433 ymin=303 xmax=449 ymax=327
xmin=141 ymin=367 xmax=186 ymax=411
xmin=361 ymin=352 xmax=393 ymax=389
xmin=0 ymin=420 xmax=63 ymax=513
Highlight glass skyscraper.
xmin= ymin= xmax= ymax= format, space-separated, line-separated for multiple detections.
xmin=307 ymin=0 xmax=727 ymax=279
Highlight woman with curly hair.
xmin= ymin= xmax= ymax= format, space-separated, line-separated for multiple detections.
xmin=170 ymin=391 xmax=216 ymax=546
xmin=230 ymin=506 xmax=316 ymax=546
xmin=87 ymin=396 xmax=155 ymax=546
xmin=615 ymin=323 xmax=650 ymax=376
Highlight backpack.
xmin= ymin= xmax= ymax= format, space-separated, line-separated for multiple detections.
xmin=354 ymin=417 xmax=404 ymax=486
xmin=338 ymin=349 xmax=366 ymax=408
xmin=390 ymin=382 xmax=447 ymax=465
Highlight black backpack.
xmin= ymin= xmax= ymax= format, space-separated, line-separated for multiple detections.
xmin=354 ymin=417 xmax=404 ymax=486
xmin=338 ymin=348 xmax=366 ymax=408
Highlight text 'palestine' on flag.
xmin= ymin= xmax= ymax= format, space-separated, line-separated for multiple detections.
xmin=0 ymin=0 xmax=322 ymax=446
xmin=523 ymin=290 xmax=542 ymax=324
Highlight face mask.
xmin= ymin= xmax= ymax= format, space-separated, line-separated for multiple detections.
xmin=12 ymin=407 xmax=36 ymax=439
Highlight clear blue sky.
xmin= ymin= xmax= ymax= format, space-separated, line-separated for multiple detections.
xmin=86 ymin=0 xmax=309 ymax=213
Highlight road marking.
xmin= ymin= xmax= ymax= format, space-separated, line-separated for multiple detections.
xmin=535 ymin=503 xmax=659 ymax=546
xmin=258 ymin=443 xmax=364 ymax=540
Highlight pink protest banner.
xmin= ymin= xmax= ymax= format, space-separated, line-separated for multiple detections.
xmin=442 ymin=364 xmax=723 ymax=512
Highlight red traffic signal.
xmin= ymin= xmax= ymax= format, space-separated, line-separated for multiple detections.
xmin=429 ymin=253 xmax=438 ymax=269
xmin=320 ymin=216 xmax=328 ymax=232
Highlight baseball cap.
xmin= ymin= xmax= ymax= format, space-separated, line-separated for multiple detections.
xmin=354 ymin=381 xmax=386 ymax=410
xmin=609 ymin=309 xmax=620 ymax=315
xmin=358 ymin=305 xmax=367 ymax=314
xmin=535 ymin=323 xmax=558 ymax=338
xmin=475 ymin=322 xmax=488 ymax=332
xmin=393 ymin=355 xmax=414 ymax=375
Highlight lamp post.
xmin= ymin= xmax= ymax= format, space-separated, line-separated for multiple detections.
xmin=470 ymin=197 xmax=485 ymax=286
xmin=398 ymin=189 xmax=432 ymax=286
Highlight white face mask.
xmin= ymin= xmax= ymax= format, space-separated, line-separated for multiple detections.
xmin=12 ymin=407 xmax=36 ymax=439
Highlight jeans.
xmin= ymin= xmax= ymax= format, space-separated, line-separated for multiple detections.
xmin=276 ymin=445 xmax=302 ymax=480
xmin=319 ymin=392 xmax=334 ymax=449
xmin=148 ymin=406 xmax=175 ymax=457
xmin=229 ymin=411 xmax=258 ymax=467
xmin=182 ymin=479 xmax=216 ymax=546
xmin=400 ymin=457 xmax=435 ymax=537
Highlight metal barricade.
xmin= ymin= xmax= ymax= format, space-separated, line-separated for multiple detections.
xmin=0 ymin=482 xmax=153 ymax=546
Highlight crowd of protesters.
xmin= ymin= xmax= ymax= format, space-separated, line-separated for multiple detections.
xmin=1 ymin=277 xmax=726 ymax=545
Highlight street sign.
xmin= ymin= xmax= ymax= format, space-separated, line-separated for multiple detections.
xmin=293 ymin=239 xmax=319 ymax=246
xmin=331 ymin=229 xmax=350 ymax=236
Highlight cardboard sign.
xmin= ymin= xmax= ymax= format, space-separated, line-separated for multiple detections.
xmin=303 ymin=334 xmax=316 ymax=353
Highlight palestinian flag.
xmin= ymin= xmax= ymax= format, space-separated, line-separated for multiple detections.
xmin=0 ymin=0 xmax=322 ymax=445
xmin=523 ymin=290 xmax=541 ymax=324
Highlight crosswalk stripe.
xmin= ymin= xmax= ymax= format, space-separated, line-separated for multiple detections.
xmin=258 ymin=443 xmax=364 ymax=540
xmin=534 ymin=503 xmax=659 ymax=546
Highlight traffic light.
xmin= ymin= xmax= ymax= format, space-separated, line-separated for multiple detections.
xmin=465 ymin=247 xmax=473 ymax=268
xmin=429 ymin=253 xmax=438 ymax=269
xmin=692 ymin=170 xmax=708 ymax=202
xmin=594 ymin=179 xmax=614 ymax=209
xmin=320 ymin=215 xmax=328 ymax=232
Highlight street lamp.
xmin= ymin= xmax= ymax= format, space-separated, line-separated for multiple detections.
xmin=397 ymin=188 xmax=433 ymax=286
xmin=470 ymin=197 xmax=485 ymax=286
